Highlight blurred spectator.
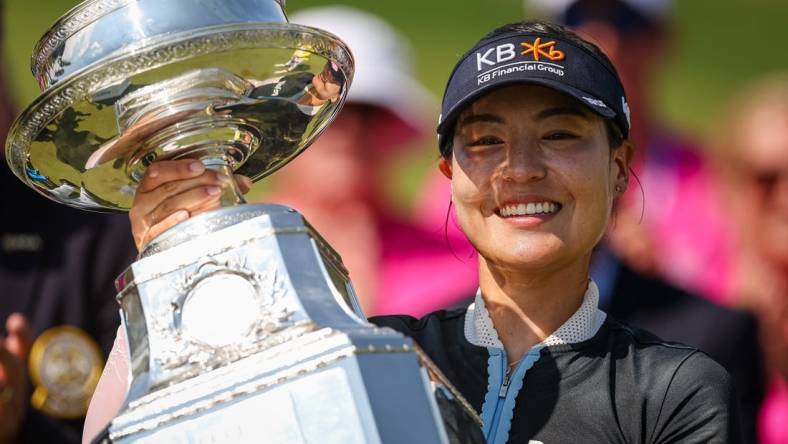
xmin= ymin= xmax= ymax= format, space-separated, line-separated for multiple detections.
xmin=713 ymin=73 xmax=788 ymax=444
xmin=0 ymin=8 xmax=138 ymax=444
xmin=522 ymin=0 xmax=739 ymax=304
xmin=263 ymin=6 xmax=478 ymax=316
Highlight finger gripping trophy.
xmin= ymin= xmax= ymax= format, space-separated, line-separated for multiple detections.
xmin=5 ymin=1 xmax=484 ymax=443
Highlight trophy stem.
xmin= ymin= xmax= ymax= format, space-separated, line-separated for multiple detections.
xmin=201 ymin=155 xmax=247 ymax=207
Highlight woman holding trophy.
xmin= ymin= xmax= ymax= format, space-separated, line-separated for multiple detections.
xmin=86 ymin=21 xmax=739 ymax=443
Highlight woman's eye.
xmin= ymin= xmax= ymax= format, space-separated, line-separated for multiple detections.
xmin=470 ymin=136 xmax=504 ymax=146
xmin=543 ymin=131 xmax=578 ymax=141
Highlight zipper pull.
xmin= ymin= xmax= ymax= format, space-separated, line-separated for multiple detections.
xmin=499 ymin=372 xmax=511 ymax=398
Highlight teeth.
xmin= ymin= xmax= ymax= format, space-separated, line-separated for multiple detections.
xmin=499 ymin=201 xmax=559 ymax=217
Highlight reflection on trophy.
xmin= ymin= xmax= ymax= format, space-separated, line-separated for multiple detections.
xmin=5 ymin=0 xmax=484 ymax=442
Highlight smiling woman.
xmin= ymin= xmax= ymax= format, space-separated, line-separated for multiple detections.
xmin=84 ymin=20 xmax=741 ymax=444
xmin=372 ymin=21 xmax=742 ymax=443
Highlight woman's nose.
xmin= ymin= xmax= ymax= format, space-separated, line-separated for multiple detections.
xmin=499 ymin=142 xmax=547 ymax=182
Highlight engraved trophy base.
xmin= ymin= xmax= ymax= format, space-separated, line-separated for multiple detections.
xmin=105 ymin=205 xmax=484 ymax=443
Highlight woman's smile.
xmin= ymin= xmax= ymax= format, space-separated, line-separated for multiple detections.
xmin=494 ymin=196 xmax=563 ymax=227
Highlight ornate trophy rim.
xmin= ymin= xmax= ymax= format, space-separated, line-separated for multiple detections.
xmin=31 ymin=0 xmax=289 ymax=83
xmin=32 ymin=0 xmax=135 ymax=82
xmin=7 ymin=22 xmax=354 ymax=210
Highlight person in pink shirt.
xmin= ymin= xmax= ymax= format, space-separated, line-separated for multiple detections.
xmin=714 ymin=73 xmax=788 ymax=444
xmin=262 ymin=6 xmax=479 ymax=317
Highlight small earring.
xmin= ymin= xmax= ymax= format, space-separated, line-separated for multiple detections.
xmin=615 ymin=184 xmax=625 ymax=193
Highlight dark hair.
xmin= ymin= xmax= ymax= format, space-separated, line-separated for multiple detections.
xmin=441 ymin=20 xmax=626 ymax=158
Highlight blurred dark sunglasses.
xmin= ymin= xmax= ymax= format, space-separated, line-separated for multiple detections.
xmin=745 ymin=167 xmax=788 ymax=194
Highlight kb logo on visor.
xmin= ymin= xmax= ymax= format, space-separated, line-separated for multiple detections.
xmin=520 ymin=38 xmax=565 ymax=62
xmin=475 ymin=38 xmax=567 ymax=81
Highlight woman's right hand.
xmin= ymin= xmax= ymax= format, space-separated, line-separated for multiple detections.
xmin=129 ymin=159 xmax=252 ymax=252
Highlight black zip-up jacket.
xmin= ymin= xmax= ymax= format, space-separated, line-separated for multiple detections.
xmin=371 ymin=308 xmax=743 ymax=444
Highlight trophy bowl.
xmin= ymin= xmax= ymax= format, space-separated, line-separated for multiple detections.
xmin=5 ymin=0 xmax=353 ymax=211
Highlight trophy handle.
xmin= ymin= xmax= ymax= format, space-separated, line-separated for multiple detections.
xmin=201 ymin=155 xmax=246 ymax=207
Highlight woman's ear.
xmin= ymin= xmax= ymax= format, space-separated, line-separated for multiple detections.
xmin=612 ymin=141 xmax=634 ymax=195
xmin=439 ymin=157 xmax=453 ymax=179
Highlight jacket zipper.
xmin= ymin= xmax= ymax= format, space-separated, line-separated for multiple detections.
xmin=487 ymin=353 xmax=511 ymax=444
xmin=499 ymin=371 xmax=512 ymax=397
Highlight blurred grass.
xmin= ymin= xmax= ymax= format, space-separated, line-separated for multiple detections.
xmin=6 ymin=0 xmax=788 ymax=206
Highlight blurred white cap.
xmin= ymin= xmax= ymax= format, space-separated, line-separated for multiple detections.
xmin=526 ymin=0 xmax=672 ymax=23
xmin=289 ymin=6 xmax=435 ymax=138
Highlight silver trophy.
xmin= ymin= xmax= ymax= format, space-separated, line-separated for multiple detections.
xmin=5 ymin=1 xmax=484 ymax=442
